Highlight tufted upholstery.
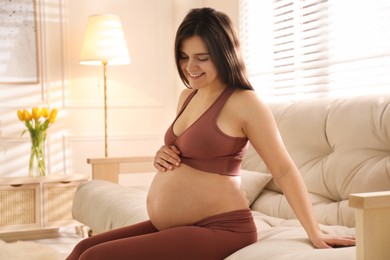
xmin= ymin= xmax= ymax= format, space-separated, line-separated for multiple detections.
xmin=243 ymin=96 xmax=390 ymax=227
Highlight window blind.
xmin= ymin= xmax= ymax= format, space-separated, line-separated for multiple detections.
xmin=240 ymin=0 xmax=390 ymax=101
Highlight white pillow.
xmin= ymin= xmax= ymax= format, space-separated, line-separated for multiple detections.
xmin=241 ymin=170 xmax=272 ymax=206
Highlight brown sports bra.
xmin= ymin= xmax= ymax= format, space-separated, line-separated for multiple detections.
xmin=164 ymin=87 xmax=248 ymax=176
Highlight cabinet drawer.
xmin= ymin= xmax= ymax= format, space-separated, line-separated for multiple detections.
xmin=42 ymin=180 xmax=84 ymax=225
xmin=0 ymin=183 xmax=40 ymax=231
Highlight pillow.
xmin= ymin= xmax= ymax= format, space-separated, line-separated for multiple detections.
xmin=241 ymin=170 xmax=272 ymax=206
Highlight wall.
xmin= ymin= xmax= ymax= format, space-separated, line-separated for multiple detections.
xmin=0 ymin=0 xmax=66 ymax=177
xmin=0 ymin=0 xmax=239 ymax=178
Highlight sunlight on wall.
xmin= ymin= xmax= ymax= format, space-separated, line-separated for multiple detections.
xmin=0 ymin=0 xmax=67 ymax=177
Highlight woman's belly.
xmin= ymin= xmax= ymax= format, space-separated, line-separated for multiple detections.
xmin=146 ymin=164 xmax=248 ymax=230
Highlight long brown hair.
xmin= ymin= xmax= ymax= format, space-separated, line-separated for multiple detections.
xmin=175 ymin=8 xmax=253 ymax=90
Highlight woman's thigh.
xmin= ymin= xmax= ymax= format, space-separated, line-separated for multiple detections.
xmin=71 ymin=209 xmax=257 ymax=260
xmin=79 ymin=225 xmax=253 ymax=260
xmin=67 ymin=220 xmax=157 ymax=260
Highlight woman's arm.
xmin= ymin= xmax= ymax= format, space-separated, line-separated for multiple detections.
xmin=239 ymin=91 xmax=354 ymax=248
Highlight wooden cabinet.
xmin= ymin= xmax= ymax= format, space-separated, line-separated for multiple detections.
xmin=0 ymin=182 xmax=41 ymax=231
xmin=0 ymin=174 xmax=88 ymax=241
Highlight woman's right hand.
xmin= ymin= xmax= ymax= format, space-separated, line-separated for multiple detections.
xmin=154 ymin=145 xmax=181 ymax=172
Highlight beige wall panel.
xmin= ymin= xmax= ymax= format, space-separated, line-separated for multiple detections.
xmin=63 ymin=134 xmax=162 ymax=176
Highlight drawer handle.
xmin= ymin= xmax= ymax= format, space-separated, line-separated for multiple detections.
xmin=61 ymin=181 xmax=71 ymax=184
xmin=10 ymin=184 xmax=23 ymax=187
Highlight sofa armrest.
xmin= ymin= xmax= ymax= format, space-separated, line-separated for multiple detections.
xmin=72 ymin=180 xmax=149 ymax=234
xmin=87 ymin=157 xmax=155 ymax=183
xmin=349 ymin=191 xmax=390 ymax=260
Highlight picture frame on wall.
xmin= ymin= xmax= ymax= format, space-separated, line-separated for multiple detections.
xmin=0 ymin=0 xmax=39 ymax=84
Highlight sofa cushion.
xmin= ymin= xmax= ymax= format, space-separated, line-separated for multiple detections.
xmin=242 ymin=96 xmax=390 ymax=228
xmin=226 ymin=211 xmax=355 ymax=260
xmin=241 ymin=170 xmax=272 ymax=206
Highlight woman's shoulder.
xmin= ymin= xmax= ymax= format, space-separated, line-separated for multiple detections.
xmin=229 ymin=88 xmax=272 ymax=119
xmin=179 ymin=88 xmax=194 ymax=99
xmin=176 ymin=88 xmax=195 ymax=113
xmin=231 ymin=88 xmax=266 ymax=107
xmin=178 ymin=88 xmax=195 ymax=104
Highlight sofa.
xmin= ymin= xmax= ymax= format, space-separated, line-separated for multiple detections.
xmin=72 ymin=95 xmax=390 ymax=259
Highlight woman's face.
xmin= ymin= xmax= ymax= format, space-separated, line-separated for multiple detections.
xmin=179 ymin=35 xmax=223 ymax=90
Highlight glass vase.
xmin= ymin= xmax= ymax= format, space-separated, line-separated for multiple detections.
xmin=29 ymin=129 xmax=46 ymax=177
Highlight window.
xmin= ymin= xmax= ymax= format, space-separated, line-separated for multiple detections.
xmin=240 ymin=0 xmax=390 ymax=101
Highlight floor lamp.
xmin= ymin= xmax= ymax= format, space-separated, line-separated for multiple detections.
xmin=80 ymin=14 xmax=130 ymax=157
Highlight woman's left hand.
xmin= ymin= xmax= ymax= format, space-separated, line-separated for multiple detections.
xmin=310 ymin=234 xmax=355 ymax=249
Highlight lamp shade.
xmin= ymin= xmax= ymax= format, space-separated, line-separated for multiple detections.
xmin=80 ymin=14 xmax=130 ymax=65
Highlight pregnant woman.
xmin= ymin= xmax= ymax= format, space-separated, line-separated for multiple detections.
xmin=67 ymin=7 xmax=355 ymax=260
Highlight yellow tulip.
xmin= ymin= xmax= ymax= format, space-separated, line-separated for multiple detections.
xmin=41 ymin=107 xmax=49 ymax=118
xmin=32 ymin=107 xmax=41 ymax=121
xmin=17 ymin=110 xmax=24 ymax=121
xmin=49 ymin=108 xmax=58 ymax=123
xmin=23 ymin=109 xmax=32 ymax=121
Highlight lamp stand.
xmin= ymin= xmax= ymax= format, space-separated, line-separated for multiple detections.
xmin=103 ymin=60 xmax=108 ymax=157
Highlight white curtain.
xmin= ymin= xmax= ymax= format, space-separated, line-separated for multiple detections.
xmin=240 ymin=0 xmax=390 ymax=101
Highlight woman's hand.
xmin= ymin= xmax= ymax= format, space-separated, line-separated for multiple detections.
xmin=154 ymin=145 xmax=181 ymax=172
xmin=310 ymin=233 xmax=355 ymax=249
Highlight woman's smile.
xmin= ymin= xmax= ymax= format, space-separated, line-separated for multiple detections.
xmin=188 ymin=72 xmax=205 ymax=78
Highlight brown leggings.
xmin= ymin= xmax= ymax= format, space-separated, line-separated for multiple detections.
xmin=67 ymin=209 xmax=257 ymax=260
